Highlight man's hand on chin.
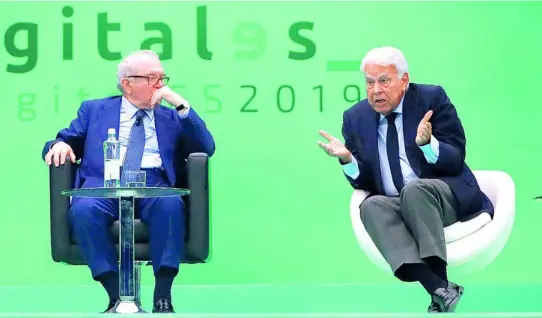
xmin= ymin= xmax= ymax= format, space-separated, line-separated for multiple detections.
xmin=150 ymin=86 xmax=189 ymax=109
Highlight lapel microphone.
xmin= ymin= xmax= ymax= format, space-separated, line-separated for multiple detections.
xmin=135 ymin=115 xmax=143 ymax=126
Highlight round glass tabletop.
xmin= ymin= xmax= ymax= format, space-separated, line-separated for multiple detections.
xmin=62 ymin=187 xmax=190 ymax=198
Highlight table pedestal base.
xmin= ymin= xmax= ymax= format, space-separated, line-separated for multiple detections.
xmin=110 ymin=301 xmax=146 ymax=314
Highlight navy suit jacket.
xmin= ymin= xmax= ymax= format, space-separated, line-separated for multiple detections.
xmin=342 ymin=83 xmax=493 ymax=220
xmin=41 ymin=95 xmax=215 ymax=189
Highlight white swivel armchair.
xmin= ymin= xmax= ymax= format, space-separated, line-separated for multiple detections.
xmin=349 ymin=170 xmax=515 ymax=278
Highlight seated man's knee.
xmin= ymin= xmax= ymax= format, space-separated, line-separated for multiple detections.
xmin=157 ymin=197 xmax=184 ymax=214
xmin=360 ymin=196 xmax=387 ymax=224
xmin=69 ymin=198 xmax=113 ymax=225
xmin=400 ymin=179 xmax=433 ymax=198
xmin=144 ymin=197 xmax=184 ymax=221
xmin=69 ymin=198 xmax=97 ymax=222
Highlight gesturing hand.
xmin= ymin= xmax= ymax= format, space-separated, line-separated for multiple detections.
xmin=317 ymin=130 xmax=352 ymax=163
xmin=416 ymin=110 xmax=433 ymax=146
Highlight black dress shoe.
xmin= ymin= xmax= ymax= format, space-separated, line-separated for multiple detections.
xmin=153 ymin=298 xmax=175 ymax=313
xmin=428 ymin=282 xmax=464 ymax=312
xmin=102 ymin=300 xmax=119 ymax=313
xmin=432 ymin=281 xmax=464 ymax=312
xmin=427 ymin=300 xmax=442 ymax=313
xmin=450 ymin=281 xmax=465 ymax=295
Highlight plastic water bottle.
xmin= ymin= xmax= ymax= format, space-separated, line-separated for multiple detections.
xmin=103 ymin=128 xmax=121 ymax=188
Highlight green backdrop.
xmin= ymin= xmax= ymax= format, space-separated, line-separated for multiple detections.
xmin=1 ymin=1 xmax=541 ymax=288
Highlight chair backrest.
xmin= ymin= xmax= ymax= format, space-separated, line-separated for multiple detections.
xmin=472 ymin=170 xmax=514 ymax=208
xmin=50 ymin=154 xmax=211 ymax=264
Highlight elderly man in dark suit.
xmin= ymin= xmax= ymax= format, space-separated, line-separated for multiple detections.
xmin=42 ymin=50 xmax=215 ymax=313
xmin=318 ymin=46 xmax=493 ymax=313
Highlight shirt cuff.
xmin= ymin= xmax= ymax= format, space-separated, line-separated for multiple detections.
xmin=177 ymin=105 xmax=191 ymax=119
xmin=342 ymin=155 xmax=360 ymax=179
xmin=419 ymin=135 xmax=439 ymax=164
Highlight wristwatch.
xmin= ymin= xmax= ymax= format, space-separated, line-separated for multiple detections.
xmin=175 ymin=104 xmax=186 ymax=112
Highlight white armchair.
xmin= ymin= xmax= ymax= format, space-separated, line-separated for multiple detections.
xmin=349 ymin=170 xmax=515 ymax=278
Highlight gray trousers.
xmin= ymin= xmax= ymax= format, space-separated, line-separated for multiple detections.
xmin=360 ymin=179 xmax=459 ymax=277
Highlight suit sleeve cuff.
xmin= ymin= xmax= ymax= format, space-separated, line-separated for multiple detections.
xmin=177 ymin=105 xmax=191 ymax=119
xmin=49 ymin=140 xmax=62 ymax=150
xmin=419 ymin=135 xmax=439 ymax=164
xmin=342 ymin=155 xmax=360 ymax=179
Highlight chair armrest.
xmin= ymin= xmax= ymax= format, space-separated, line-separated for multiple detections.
xmin=49 ymin=161 xmax=77 ymax=262
xmin=350 ymin=189 xmax=371 ymax=213
xmin=185 ymin=153 xmax=210 ymax=262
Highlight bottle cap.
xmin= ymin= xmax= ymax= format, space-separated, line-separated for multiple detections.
xmin=108 ymin=128 xmax=116 ymax=134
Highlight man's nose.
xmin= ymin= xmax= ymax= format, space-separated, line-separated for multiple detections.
xmin=372 ymin=82 xmax=382 ymax=93
xmin=154 ymin=79 xmax=165 ymax=88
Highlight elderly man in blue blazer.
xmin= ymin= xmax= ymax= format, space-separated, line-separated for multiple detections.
xmin=318 ymin=46 xmax=493 ymax=313
xmin=42 ymin=50 xmax=215 ymax=313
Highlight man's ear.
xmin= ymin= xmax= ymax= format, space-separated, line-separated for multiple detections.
xmin=401 ymin=72 xmax=409 ymax=92
xmin=121 ymin=78 xmax=131 ymax=94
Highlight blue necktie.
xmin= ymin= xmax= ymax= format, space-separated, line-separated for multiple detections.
xmin=121 ymin=109 xmax=146 ymax=185
xmin=385 ymin=113 xmax=404 ymax=193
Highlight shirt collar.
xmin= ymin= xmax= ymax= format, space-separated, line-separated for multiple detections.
xmin=379 ymin=94 xmax=405 ymax=123
xmin=121 ymin=96 xmax=154 ymax=121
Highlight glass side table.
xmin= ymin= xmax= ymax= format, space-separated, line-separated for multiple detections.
xmin=62 ymin=187 xmax=190 ymax=314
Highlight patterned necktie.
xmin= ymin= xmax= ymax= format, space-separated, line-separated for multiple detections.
xmin=121 ymin=109 xmax=146 ymax=185
xmin=385 ymin=113 xmax=404 ymax=193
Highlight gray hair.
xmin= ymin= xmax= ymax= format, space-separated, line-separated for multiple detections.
xmin=116 ymin=50 xmax=160 ymax=92
xmin=360 ymin=46 xmax=409 ymax=81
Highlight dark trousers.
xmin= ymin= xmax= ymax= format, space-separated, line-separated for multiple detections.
xmin=68 ymin=169 xmax=185 ymax=279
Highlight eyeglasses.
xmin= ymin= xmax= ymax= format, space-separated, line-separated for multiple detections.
xmin=128 ymin=75 xmax=170 ymax=86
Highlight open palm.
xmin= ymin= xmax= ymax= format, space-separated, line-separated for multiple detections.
xmin=317 ymin=130 xmax=351 ymax=161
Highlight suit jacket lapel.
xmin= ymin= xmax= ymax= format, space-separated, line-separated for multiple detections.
xmin=99 ymin=96 xmax=121 ymax=142
xmin=154 ymin=107 xmax=177 ymax=185
xmin=359 ymin=106 xmax=383 ymax=194
xmin=401 ymin=89 xmax=422 ymax=176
